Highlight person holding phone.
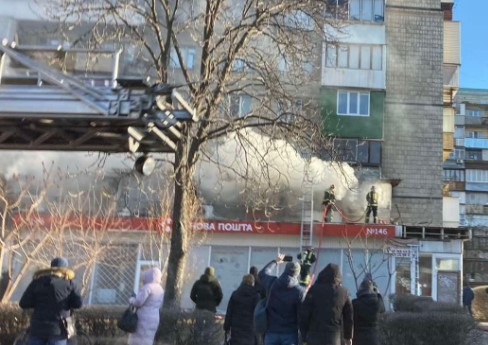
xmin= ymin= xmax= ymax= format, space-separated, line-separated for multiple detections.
xmin=258 ymin=254 xmax=306 ymax=345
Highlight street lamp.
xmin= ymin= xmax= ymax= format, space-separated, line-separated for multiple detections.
xmin=134 ymin=155 xmax=156 ymax=176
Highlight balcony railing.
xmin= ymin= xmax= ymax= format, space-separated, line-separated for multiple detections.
xmin=465 ymin=138 xmax=488 ymax=149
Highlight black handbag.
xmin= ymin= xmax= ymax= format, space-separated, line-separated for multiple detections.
xmin=117 ymin=306 xmax=138 ymax=333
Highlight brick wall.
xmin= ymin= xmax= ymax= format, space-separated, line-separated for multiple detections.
xmin=383 ymin=1 xmax=444 ymax=226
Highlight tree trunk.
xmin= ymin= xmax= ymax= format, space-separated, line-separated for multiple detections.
xmin=163 ymin=148 xmax=193 ymax=309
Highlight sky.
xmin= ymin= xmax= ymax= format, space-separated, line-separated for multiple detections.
xmin=455 ymin=0 xmax=488 ymax=89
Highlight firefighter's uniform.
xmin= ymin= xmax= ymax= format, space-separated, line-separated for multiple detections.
xmin=322 ymin=185 xmax=336 ymax=222
xmin=297 ymin=249 xmax=317 ymax=287
xmin=366 ymin=186 xmax=379 ymax=223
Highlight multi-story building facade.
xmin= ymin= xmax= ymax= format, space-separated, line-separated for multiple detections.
xmin=445 ymin=88 xmax=488 ymax=286
xmin=0 ymin=0 xmax=469 ymax=310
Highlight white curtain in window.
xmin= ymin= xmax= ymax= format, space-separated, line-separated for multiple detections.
xmin=326 ymin=45 xmax=337 ymax=67
xmin=350 ymin=0 xmax=360 ymax=20
xmin=360 ymin=46 xmax=371 ymax=69
xmin=349 ymin=45 xmax=360 ymax=69
xmin=371 ymin=46 xmax=382 ymax=70
xmin=373 ymin=0 xmax=384 ymax=21
xmin=338 ymin=46 xmax=349 ymax=67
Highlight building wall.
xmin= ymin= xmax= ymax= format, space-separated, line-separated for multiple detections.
xmin=321 ymin=88 xmax=385 ymax=139
xmin=383 ymin=2 xmax=444 ymax=226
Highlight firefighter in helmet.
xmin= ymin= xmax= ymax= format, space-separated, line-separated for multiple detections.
xmin=297 ymin=248 xmax=317 ymax=287
xmin=366 ymin=185 xmax=379 ymax=223
xmin=322 ymin=184 xmax=336 ymax=223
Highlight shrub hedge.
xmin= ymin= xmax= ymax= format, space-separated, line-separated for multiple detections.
xmin=0 ymin=304 xmax=224 ymax=345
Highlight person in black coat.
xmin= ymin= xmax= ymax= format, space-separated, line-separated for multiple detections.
xmin=352 ymin=277 xmax=385 ymax=345
xmin=250 ymin=266 xmax=266 ymax=300
xmin=190 ymin=266 xmax=223 ymax=313
xmin=299 ymin=263 xmax=353 ymax=345
xmin=224 ymin=274 xmax=260 ymax=345
xmin=19 ymin=257 xmax=83 ymax=345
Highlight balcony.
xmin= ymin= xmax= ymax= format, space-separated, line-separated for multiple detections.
xmin=455 ymin=115 xmax=465 ymax=126
xmin=465 ymin=204 xmax=488 ymax=215
xmin=444 ymin=21 xmax=460 ymax=65
xmin=465 ymin=138 xmax=488 ymax=149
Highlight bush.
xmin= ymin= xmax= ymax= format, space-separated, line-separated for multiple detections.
xmin=382 ymin=295 xmax=478 ymax=345
xmin=0 ymin=304 xmax=224 ymax=345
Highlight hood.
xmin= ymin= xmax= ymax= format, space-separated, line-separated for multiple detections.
xmin=277 ymin=271 xmax=300 ymax=288
xmin=316 ymin=263 xmax=342 ymax=286
xmin=142 ymin=267 xmax=162 ymax=284
xmin=356 ymin=277 xmax=377 ymax=297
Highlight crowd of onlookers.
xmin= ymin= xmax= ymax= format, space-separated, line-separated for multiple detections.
xmin=191 ymin=253 xmax=385 ymax=345
xmin=17 ymin=253 xmax=386 ymax=345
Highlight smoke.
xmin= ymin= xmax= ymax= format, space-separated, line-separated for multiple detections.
xmin=0 ymin=151 xmax=132 ymax=178
xmin=196 ymin=130 xmax=368 ymax=220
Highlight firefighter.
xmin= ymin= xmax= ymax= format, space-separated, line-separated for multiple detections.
xmin=366 ymin=185 xmax=379 ymax=223
xmin=297 ymin=248 xmax=317 ymax=287
xmin=322 ymin=184 xmax=336 ymax=223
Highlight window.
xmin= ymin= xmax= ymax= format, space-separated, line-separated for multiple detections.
xmin=229 ymin=95 xmax=252 ymax=117
xmin=170 ymin=47 xmax=195 ymax=69
xmin=333 ymin=138 xmax=358 ymax=162
xmin=277 ymin=98 xmax=303 ymax=123
xmin=337 ymin=90 xmax=370 ymax=116
xmin=466 ymin=131 xmax=482 ymax=138
xmin=466 ymin=169 xmax=488 ymax=182
xmin=465 ymin=150 xmax=482 ymax=160
xmin=326 ymin=0 xmax=349 ymax=19
xmin=350 ymin=0 xmax=384 ymax=22
xmin=325 ymin=44 xmax=382 ymax=70
xmin=466 ymin=109 xmax=482 ymax=117
xmin=442 ymin=169 xmax=465 ymax=182
xmin=357 ymin=140 xmax=381 ymax=165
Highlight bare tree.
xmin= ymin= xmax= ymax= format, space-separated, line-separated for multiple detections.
xmin=36 ymin=0 xmax=346 ymax=307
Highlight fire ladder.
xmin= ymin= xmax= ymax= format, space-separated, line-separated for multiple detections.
xmin=300 ymin=159 xmax=314 ymax=251
xmin=0 ymin=40 xmax=198 ymax=154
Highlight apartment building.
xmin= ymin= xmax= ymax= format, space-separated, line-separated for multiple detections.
xmin=0 ymin=0 xmax=469 ymax=308
xmin=445 ymin=88 xmax=488 ymax=286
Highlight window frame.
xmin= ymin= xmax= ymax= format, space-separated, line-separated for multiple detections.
xmin=337 ymin=90 xmax=370 ymax=116
xmin=325 ymin=44 xmax=383 ymax=71
xmin=169 ymin=46 xmax=196 ymax=69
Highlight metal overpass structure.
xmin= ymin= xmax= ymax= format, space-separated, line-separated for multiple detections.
xmin=0 ymin=40 xmax=197 ymax=154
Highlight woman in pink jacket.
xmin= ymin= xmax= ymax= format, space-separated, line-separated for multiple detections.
xmin=128 ymin=267 xmax=164 ymax=345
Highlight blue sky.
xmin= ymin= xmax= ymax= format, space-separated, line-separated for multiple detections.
xmin=454 ymin=0 xmax=488 ymax=89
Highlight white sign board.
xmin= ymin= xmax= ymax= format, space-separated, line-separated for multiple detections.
xmin=384 ymin=246 xmax=412 ymax=258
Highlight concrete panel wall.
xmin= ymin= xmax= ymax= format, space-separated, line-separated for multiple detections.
xmin=383 ymin=3 xmax=444 ymax=226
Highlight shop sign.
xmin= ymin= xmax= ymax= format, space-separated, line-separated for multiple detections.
xmin=384 ymin=245 xmax=411 ymax=257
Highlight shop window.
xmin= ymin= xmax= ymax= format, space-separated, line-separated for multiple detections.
xmin=395 ymin=257 xmax=412 ymax=295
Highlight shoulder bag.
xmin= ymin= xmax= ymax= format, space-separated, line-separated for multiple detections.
xmin=253 ymin=280 xmax=276 ymax=336
xmin=117 ymin=305 xmax=138 ymax=333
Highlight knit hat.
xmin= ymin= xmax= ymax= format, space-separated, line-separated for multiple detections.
xmin=284 ymin=262 xmax=301 ymax=278
xmin=249 ymin=266 xmax=259 ymax=276
xmin=50 ymin=257 xmax=69 ymax=268
xmin=204 ymin=266 xmax=215 ymax=276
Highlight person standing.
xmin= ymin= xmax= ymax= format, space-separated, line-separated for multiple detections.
xmin=299 ymin=263 xmax=353 ymax=345
xmin=366 ymin=185 xmax=379 ymax=223
xmin=19 ymin=257 xmax=83 ymax=345
xmin=297 ymin=248 xmax=317 ymax=287
xmin=258 ymin=254 xmax=306 ymax=345
xmin=190 ymin=266 xmax=223 ymax=313
xmin=462 ymin=283 xmax=475 ymax=317
xmin=322 ymin=184 xmax=336 ymax=223
xmin=128 ymin=267 xmax=164 ymax=345
xmin=224 ymin=274 xmax=261 ymax=345
xmin=250 ymin=266 xmax=266 ymax=299
xmin=352 ymin=277 xmax=385 ymax=345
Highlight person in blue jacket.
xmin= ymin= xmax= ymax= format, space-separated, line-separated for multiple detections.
xmin=258 ymin=254 xmax=306 ymax=345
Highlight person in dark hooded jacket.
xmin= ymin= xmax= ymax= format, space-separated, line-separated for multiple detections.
xmin=299 ymin=263 xmax=353 ymax=345
xmin=19 ymin=257 xmax=83 ymax=345
xmin=224 ymin=274 xmax=260 ymax=345
xmin=190 ymin=266 xmax=223 ymax=313
xmin=351 ymin=276 xmax=385 ymax=345
xmin=258 ymin=254 xmax=306 ymax=345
